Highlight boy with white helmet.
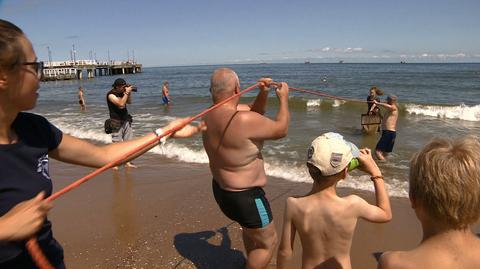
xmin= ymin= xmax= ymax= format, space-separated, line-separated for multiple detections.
xmin=277 ymin=132 xmax=392 ymax=269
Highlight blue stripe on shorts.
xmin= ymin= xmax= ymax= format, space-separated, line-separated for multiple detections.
xmin=254 ymin=198 xmax=269 ymax=227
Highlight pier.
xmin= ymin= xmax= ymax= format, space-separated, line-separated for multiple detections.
xmin=42 ymin=60 xmax=142 ymax=81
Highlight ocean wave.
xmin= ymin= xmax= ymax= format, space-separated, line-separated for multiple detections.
xmin=53 ymin=120 xmax=408 ymax=198
xmin=150 ymin=142 xmax=209 ymax=164
xmin=306 ymin=99 xmax=322 ymax=107
xmin=332 ymin=99 xmax=346 ymax=107
xmin=405 ymin=103 xmax=480 ymax=122
xmin=263 ymin=160 xmax=408 ymax=197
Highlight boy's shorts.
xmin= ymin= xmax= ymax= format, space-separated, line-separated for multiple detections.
xmin=376 ymin=130 xmax=396 ymax=152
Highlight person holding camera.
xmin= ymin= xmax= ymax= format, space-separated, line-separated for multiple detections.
xmin=107 ymin=78 xmax=137 ymax=168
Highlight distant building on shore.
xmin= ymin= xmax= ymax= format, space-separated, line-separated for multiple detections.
xmin=42 ymin=60 xmax=142 ymax=81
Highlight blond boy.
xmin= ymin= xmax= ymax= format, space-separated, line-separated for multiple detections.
xmin=378 ymin=136 xmax=480 ymax=269
xmin=277 ymin=132 xmax=392 ymax=269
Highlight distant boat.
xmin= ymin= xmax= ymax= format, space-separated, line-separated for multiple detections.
xmin=400 ymin=61 xmax=407 ymax=64
xmin=338 ymin=60 xmax=344 ymax=64
xmin=304 ymin=61 xmax=311 ymax=64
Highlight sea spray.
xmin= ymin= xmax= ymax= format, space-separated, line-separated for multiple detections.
xmin=406 ymin=103 xmax=480 ymax=122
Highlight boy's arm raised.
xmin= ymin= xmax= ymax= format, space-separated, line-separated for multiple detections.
xmin=374 ymin=100 xmax=397 ymax=111
xmin=354 ymin=148 xmax=392 ymax=223
xmin=277 ymin=197 xmax=297 ymax=269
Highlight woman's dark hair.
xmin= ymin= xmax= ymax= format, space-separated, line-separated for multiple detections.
xmin=0 ymin=19 xmax=25 ymax=71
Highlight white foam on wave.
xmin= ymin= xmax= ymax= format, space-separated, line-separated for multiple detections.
xmin=306 ymin=99 xmax=322 ymax=107
xmin=52 ymin=120 xmax=408 ymax=198
xmin=262 ymin=159 xmax=408 ymax=197
xmin=406 ymin=103 xmax=480 ymax=122
xmin=150 ymin=142 xmax=209 ymax=164
xmin=332 ymin=99 xmax=346 ymax=107
xmin=51 ymin=121 xmax=112 ymax=143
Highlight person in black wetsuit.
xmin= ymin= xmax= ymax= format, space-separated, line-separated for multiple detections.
xmin=367 ymin=86 xmax=383 ymax=115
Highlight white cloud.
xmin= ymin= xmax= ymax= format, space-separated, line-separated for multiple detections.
xmin=306 ymin=47 xmax=364 ymax=54
xmin=344 ymin=47 xmax=363 ymax=53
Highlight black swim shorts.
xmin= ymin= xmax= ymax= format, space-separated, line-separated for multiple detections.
xmin=376 ymin=130 xmax=397 ymax=153
xmin=212 ymin=179 xmax=273 ymax=229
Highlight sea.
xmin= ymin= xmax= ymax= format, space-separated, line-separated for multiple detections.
xmin=34 ymin=63 xmax=480 ymax=198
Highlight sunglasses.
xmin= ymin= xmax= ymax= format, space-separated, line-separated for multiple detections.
xmin=23 ymin=61 xmax=44 ymax=79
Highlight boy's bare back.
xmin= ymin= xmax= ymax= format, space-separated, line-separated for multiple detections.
xmin=286 ymin=193 xmax=367 ymax=269
xmin=277 ymin=135 xmax=391 ymax=269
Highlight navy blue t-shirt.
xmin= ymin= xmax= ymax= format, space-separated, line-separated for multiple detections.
xmin=0 ymin=112 xmax=64 ymax=266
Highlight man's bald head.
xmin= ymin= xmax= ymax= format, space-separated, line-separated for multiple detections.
xmin=210 ymin=68 xmax=240 ymax=98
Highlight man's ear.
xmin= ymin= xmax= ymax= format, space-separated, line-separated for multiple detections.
xmin=0 ymin=69 xmax=8 ymax=91
xmin=342 ymin=167 xmax=348 ymax=179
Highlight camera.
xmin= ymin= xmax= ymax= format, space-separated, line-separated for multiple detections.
xmin=126 ymin=84 xmax=138 ymax=92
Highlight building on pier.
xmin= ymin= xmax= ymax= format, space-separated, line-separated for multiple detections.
xmin=42 ymin=60 xmax=142 ymax=81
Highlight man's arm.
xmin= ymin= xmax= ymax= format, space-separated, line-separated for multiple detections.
xmin=354 ymin=148 xmax=392 ymax=222
xmin=277 ymin=197 xmax=297 ymax=269
xmin=242 ymin=82 xmax=289 ymax=140
xmin=374 ymin=100 xmax=397 ymax=111
xmin=49 ymin=119 xmax=201 ymax=168
xmin=108 ymin=86 xmax=133 ymax=109
xmin=247 ymin=78 xmax=272 ymax=115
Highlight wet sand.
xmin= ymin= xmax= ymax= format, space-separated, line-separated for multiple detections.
xmin=48 ymin=155 xmax=480 ymax=268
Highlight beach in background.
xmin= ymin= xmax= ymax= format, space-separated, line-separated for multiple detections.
xmin=36 ymin=63 xmax=480 ymax=199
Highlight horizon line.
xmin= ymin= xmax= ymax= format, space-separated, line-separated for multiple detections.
xmin=144 ymin=61 xmax=480 ymax=68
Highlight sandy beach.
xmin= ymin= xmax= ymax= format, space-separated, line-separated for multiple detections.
xmin=48 ymin=153 xmax=480 ymax=268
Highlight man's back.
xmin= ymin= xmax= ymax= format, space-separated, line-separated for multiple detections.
xmin=287 ymin=194 xmax=363 ymax=269
xmin=203 ymin=106 xmax=268 ymax=191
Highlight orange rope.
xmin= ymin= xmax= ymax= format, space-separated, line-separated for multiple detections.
xmin=26 ymin=82 xmax=260 ymax=269
xmin=26 ymin=239 xmax=54 ymax=269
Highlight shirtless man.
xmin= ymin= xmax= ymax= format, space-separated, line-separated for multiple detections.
xmin=374 ymin=95 xmax=398 ymax=160
xmin=161 ymin=81 xmax=170 ymax=105
xmin=202 ymin=68 xmax=289 ymax=269
xmin=277 ymin=133 xmax=392 ymax=269
xmin=78 ymin=87 xmax=86 ymax=111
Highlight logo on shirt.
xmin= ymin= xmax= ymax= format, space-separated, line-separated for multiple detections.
xmin=37 ymin=154 xmax=51 ymax=180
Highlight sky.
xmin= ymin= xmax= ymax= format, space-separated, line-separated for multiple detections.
xmin=1 ymin=0 xmax=479 ymax=67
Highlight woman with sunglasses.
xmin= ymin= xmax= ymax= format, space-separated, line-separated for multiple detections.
xmin=0 ymin=19 xmax=200 ymax=268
